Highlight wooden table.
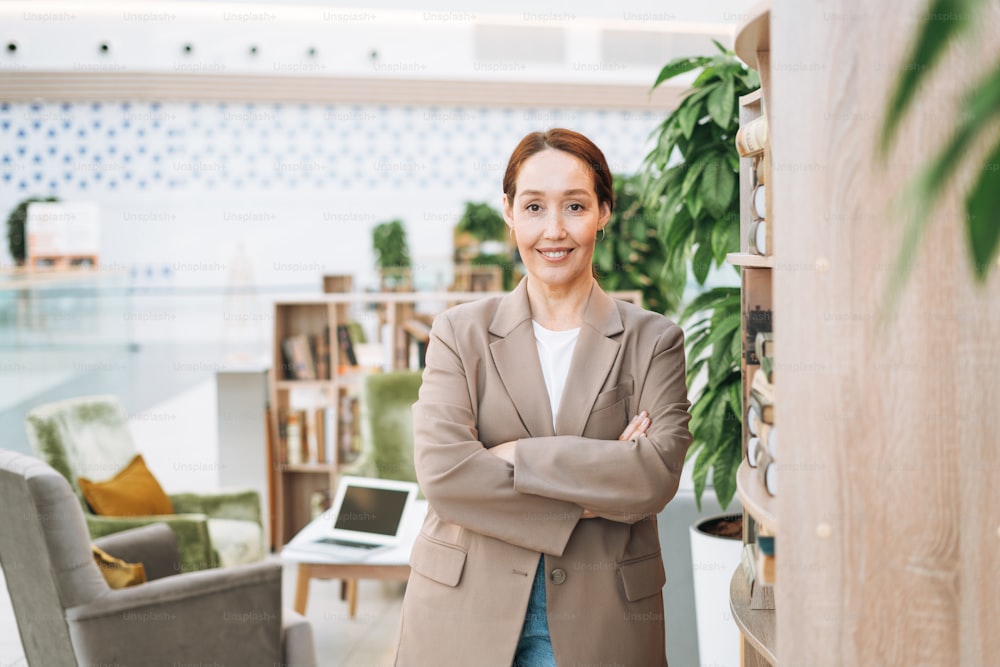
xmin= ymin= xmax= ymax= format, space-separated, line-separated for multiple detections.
xmin=281 ymin=500 xmax=427 ymax=618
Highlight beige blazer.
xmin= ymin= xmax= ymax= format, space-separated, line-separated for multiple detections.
xmin=394 ymin=279 xmax=692 ymax=666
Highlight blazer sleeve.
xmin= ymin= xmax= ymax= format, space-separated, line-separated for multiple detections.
xmin=513 ymin=322 xmax=692 ymax=519
xmin=412 ymin=312 xmax=584 ymax=556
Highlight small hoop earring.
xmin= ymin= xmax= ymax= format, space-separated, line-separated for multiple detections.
xmin=597 ymin=228 xmax=606 ymax=241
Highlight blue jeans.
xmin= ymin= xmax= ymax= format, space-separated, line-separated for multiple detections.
xmin=512 ymin=556 xmax=556 ymax=667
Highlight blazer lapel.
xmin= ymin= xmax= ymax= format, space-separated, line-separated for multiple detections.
xmin=489 ymin=280 xmax=555 ymax=437
xmin=555 ymin=285 xmax=624 ymax=436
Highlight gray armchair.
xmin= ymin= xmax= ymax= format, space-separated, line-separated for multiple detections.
xmin=0 ymin=449 xmax=316 ymax=667
xmin=25 ymin=394 xmax=264 ymax=572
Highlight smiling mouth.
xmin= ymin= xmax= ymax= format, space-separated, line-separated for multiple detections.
xmin=539 ymin=249 xmax=571 ymax=259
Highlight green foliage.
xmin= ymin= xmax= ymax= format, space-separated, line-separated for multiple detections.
xmin=640 ymin=42 xmax=758 ymax=510
xmin=641 ymin=42 xmax=758 ymax=285
xmin=592 ymin=173 xmax=682 ymax=315
xmin=456 ymin=202 xmax=507 ymax=242
xmin=880 ymin=0 xmax=1000 ymax=302
xmin=371 ymin=219 xmax=411 ymax=271
xmin=6 ymin=196 xmax=59 ymax=262
xmin=470 ymin=253 xmax=516 ymax=291
xmin=681 ymin=287 xmax=743 ymax=510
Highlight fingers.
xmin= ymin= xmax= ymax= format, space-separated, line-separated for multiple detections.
xmin=618 ymin=411 xmax=650 ymax=441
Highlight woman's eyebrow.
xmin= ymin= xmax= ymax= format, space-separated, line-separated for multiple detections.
xmin=518 ymin=189 xmax=593 ymax=198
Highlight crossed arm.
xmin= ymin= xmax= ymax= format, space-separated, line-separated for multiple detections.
xmin=486 ymin=411 xmax=651 ymax=518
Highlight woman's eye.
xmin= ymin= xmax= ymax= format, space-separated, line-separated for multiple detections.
xmin=526 ymin=203 xmax=542 ymax=212
xmin=567 ymin=203 xmax=584 ymax=212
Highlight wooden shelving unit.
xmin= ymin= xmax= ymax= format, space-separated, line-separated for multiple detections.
xmin=732 ymin=2 xmax=776 ymax=665
xmin=727 ymin=1 xmax=1000 ymax=664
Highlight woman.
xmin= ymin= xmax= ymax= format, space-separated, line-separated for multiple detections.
xmin=394 ymin=129 xmax=692 ymax=666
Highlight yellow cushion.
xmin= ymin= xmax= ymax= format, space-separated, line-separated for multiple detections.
xmin=91 ymin=544 xmax=146 ymax=589
xmin=78 ymin=454 xmax=174 ymax=516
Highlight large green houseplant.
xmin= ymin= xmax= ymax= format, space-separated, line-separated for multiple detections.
xmin=593 ymin=173 xmax=681 ymax=316
xmin=641 ymin=42 xmax=759 ymax=510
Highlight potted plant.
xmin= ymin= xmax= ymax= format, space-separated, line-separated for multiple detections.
xmin=371 ymin=219 xmax=411 ymax=291
xmin=454 ymin=202 xmax=515 ymax=290
xmin=592 ymin=173 xmax=682 ymax=316
xmin=640 ymin=42 xmax=759 ymax=667
xmin=6 ymin=196 xmax=58 ymax=266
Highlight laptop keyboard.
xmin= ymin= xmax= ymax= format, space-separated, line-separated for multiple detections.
xmin=314 ymin=537 xmax=382 ymax=550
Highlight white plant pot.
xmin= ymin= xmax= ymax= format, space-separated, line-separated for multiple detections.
xmin=689 ymin=513 xmax=743 ymax=667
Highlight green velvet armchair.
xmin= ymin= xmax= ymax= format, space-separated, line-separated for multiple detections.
xmin=348 ymin=370 xmax=422 ymax=486
xmin=25 ymin=395 xmax=265 ymax=572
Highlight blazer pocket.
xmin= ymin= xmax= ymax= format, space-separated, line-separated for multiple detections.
xmin=591 ymin=377 xmax=634 ymax=413
xmin=410 ymin=533 xmax=467 ymax=587
xmin=617 ymin=551 xmax=666 ymax=602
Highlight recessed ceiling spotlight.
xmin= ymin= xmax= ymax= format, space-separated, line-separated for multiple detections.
xmin=182 ymin=43 xmax=193 ymax=55
xmin=98 ymin=41 xmax=110 ymax=54
xmin=307 ymin=47 xmax=317 ymax=58
xmin=6 ymin=42 xmax=17 ymax=54
xmin=249 ymin=45 xmax=259 ymax=56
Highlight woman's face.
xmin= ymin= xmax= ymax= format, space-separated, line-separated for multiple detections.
xmin=503 ymin=148 xmax=610 ymax=293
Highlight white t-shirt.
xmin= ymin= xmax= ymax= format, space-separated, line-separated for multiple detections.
xmin=532 ymin=320 xmax=581 ymax=431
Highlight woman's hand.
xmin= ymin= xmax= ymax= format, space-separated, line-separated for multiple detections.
xmin=581 ymin=411 xmax=651 ymax=518
xmin=487 ymin=440 xmax=518 ymax=464
xmin=619 ymin=410 xmax=650 ymax=442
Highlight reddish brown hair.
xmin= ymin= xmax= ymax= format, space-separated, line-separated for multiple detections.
xmin=502 ymin=128 xmax=615 ymax=214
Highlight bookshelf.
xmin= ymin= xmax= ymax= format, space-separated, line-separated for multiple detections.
xmin=729 ymin=1 xmax=1000 ymax=665
xmin=731 ymin=3 xmax=776 ymax=665
xmin=269 ymin=289 xmax=645 ymax=547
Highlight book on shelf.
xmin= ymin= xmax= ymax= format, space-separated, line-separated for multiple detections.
xmin=744 ymin=305 xmax=772 ymax=365
xmin=336 ymin=324 xmax=359 ymax=369
xmin=313 ymin=328 xmax=331 ymax=380
xmin=282 ymin=411 xmax=304 ymax=465
xmin=740 ymin=543 xmax=775 ymax=609
xmin=403 ymin=317 xmax=432 ymax=369
xmin=757 ymin=534 xmax=776 ymax=586
xmin=735 ymin=115 xmax=768 ymax=158
xmin=282 ymin=334 xmax=316 ymax=380
xmin=755 ymin=332 xmax=774 ymax=382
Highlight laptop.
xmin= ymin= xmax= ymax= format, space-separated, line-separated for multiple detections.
xmin=289 ymin=476 xmax=419 ymax=559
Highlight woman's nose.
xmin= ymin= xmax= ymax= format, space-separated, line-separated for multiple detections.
xmin=542 ymin=211 xmax=566 ymax=238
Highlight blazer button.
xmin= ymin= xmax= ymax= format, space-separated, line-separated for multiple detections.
xmin=550 ymin=568 xmax=567 ymax=585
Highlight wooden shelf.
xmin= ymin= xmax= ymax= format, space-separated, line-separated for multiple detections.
xmin=738 ymin=459 xmax=777 ymax=533
xmin=281 ymin=463 xmax=338 ymax=473
xmin=730 ymin=568 xmax=777 ymax=665
xmin=734 ymin=0 xmax=771 ymax=67
xmin=274 ymin=379 xmax=335 ymax=391
xmin=727 ymin=252 xmax=774 ymax=268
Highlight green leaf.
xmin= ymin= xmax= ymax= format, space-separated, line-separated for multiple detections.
xmin=711 ymin=425 xmax=741 ymax=509
xmin=707 ymin=74 xmax=735 ymax=129
xmin=966 ymin=136 xmax=1000 ymax=281
xmin=879 ymin=0 xmax=975 ymax=155
xmin=651 ymin=56 xmax=713 ymax=91
xmin=692 ymin=241 xmax=714 ymax=285
xmin=681 ymin=151 xmax=713 ymax=198
xmin=699 ymin=154 xmax=736 ymax=220
xmin=678 ymin=101 xmax=701 ymax=140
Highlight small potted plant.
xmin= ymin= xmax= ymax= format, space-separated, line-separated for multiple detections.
xmin=6 ymin=196 xmax=58 ymax=266
xmin=371 ymin=219 xmax=412 ymax=291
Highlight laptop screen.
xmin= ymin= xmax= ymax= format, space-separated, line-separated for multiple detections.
xmin=333 ymin=484 xmax=411 ymax=537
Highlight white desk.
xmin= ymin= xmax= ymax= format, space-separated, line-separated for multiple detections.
xmin=280 ymin=499 xmax=427 ymax=617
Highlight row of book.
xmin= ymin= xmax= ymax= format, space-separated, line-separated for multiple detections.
xmin=737 ymin=114 xmax=771 ymax=257
xmin=741 ymin=532 xmax=776 ymax=609
xmin=747 ymin=331 xmax=776 ymax=497
xmin=276 ymin=395 xmax=361 ymax=466
xmin=280 ymin=324 xmax=361 ymax=380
